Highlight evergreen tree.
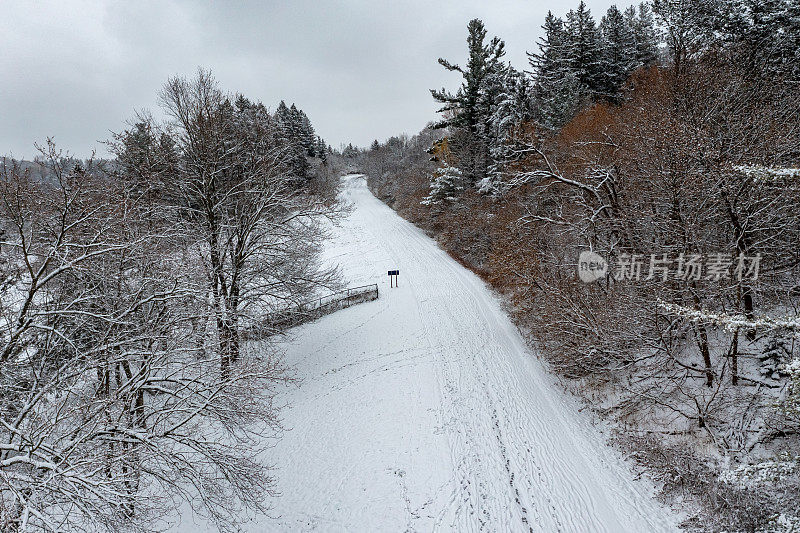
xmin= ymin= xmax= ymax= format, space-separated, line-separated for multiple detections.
xmin=564 ymin=1 xmax=604 ymax=95
xmin=539 ymin=70 xmax=587 ymax=129
xmin=431 ymin=18 xmax=507 ymax=184
xmin=233 ymin=93 xmax=252 ymax=112
xmin=317 ymin=136 xmax=329 ymax=162
xmin=528 ymin=12 xmax=570 ymax=85
xmin=342 ymin=143 xmax=359 ymax=158
xmin=274 ymin=100 xmax=292 ymax=145
xmin=480 ymin=56 xmax=513 ymax=160
xmin=600 ymin=5 xmax=638 ymax=98
xmin=421 ymin=163 xmax=465 ymax=205
xmin=529 ymin=11 xmax=587 ymax=129
xmin=626 ymin=4 xmax=659 ymax=68
xmin=299 ymin=110 xmax=316 ymax=156
xmin=287 ymin=104 xmax=310 ymax=180
xmin=114 ymin=119 xmax=179 ymax=204
xmin=272 ymin=101 xmax=311 ymax=182
xmin=486 ymin=68 xmax=535 ymax=189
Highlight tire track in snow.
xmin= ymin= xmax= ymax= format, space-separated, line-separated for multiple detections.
xmin=387 ymin=219 xmax=527 ymax=531
xmin=172 ymin=175 xmax=679 ymax=533
xmin=345 ymin=175 xmax=676 ymax=533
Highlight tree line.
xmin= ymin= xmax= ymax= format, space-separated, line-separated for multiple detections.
xmin=362 ymin=1 xmax=800 ymax=529
xmin=0 ymin=70 xmax=340 ymax=531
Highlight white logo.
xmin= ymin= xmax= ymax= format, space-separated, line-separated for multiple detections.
xmin=578 ymin=251 xmax=608 ymax=283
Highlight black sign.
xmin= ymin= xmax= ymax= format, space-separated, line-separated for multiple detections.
xmin=387 ymin=270 xmax=399 ymax=276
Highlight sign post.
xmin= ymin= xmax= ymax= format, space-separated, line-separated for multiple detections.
xmin=387 ymin=270 xmax=399 ymax=287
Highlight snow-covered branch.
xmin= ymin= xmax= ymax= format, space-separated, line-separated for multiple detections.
xmin=658 ymin=299 xmax=800 ymax=335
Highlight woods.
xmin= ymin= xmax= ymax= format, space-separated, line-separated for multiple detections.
xmin=2 ymin=0 xmax=800 ymax=530
xmin=0 ymin=71 xmax=338 ymax=531
xmin=363 ymin=1 xmax=800 ymax=530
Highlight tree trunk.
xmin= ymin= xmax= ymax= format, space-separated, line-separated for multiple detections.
xmin=695 ymin=322 xmax=714 ymax=387
xmin=742 ymin=285 xmax=755 ymax=340
xmin=691 ymin=285 xmax=713 ymax=387
xmin=731 ymin=327 xmax=739 ymax=385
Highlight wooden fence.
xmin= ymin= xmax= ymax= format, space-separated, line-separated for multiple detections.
xmin=244 ymin=284 xmax=379 ymax=339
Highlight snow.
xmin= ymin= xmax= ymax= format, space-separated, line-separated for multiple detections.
xmin=719 ymin=457 xmax=799 ymax=487
xmin=658 ymin=299 xmax=800 ymax=336
xmin=733 ymin=164 xmax=800 ymax=182
xmin=172 ymin=174 xmax=678 ymax=532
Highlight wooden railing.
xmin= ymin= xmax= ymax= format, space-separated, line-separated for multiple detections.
xmin=298 ymin=284 xmax=379 ymax=312
xmin=244 ymin=284 xmax=379 ymax=339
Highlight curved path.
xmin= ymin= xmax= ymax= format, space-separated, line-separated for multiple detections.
xmin=177 ymin=174 xmax=678 ymax=532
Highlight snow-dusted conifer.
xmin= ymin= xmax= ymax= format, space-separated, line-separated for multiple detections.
xmin=529 ymin=12 xmax=587 ymax=129
xmin=422 ymin=163 xmax=465 ymax=205
xmin=626 ymin=4 xmax=659 ymax=68
xmin=564 ymin=1 xmax=604 ymax=95
xmin=431 ymin=19 xmax=507 ymax=184
xmin=600 ymin=5 xmax=638 ymax=98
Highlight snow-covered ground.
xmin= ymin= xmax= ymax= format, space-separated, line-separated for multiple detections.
xmin=174 ymin=174 xmax=678 ymax=532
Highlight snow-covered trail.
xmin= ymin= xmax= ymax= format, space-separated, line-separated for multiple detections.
xmin=176 ymin=174 xmax=678 ymax=532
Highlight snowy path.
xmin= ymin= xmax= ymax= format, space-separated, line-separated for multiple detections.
xmin=176 ymin=174 xmax=677 ymax=532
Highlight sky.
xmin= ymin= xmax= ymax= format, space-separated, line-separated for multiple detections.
xmin=1 ymin=0 xmax=636 ymax=159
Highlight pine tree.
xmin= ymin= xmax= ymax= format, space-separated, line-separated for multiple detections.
xmin=317 ymin=136 xmax=329 ymax=162
xmin=273 ymin=101 xmax=311 ymax=182
xmin=529 ymin=11 xmax=587 ymax=129
xmin=600 ymin=5 xmax=638 ymax=99
xmin=274 ymin=100 xmax=292 ymax=145
xmin=564 ymin=1 xmax=604 ymax=95
xmin=528 ymin=12 xmax=570 ymax=85
xmin=342 ymin=143 xmax=359 ymax=158
xmin=431 ymin=19 xmax=506 ymax=133
xmin=480 ymin=57 xmax=513 ymax=159
xmin=431 ymin=18 xmax=507 ymax=184
xmin=299 ymin=110 xmax=316 ymax=157
xmin=486 ymin=68 xmax=534 ymax=190
xmin=539 ymin=71 xmax=587 ymax=129
xmin=626 ymin=4 xmax=659 ymax=68
xmin=421 ymin=163 xmax=465 ymax=205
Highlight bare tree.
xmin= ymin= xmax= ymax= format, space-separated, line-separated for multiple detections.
xmin=0 ymin=141 xmax=291 ymax=531
xmin=156 ymin=70 xmax=338 ymax=374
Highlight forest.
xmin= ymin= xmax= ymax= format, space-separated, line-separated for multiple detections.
xmin=360 ymin=0 xmax=800 ymax=530
xmin=2 ymin=0 xmax=800 ymax=530
xmin=0 ymin=70 xmax=343 ymax=531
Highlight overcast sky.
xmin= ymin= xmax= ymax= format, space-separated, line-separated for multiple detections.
xmin=1 ymin=0 xmax=635 ymax=159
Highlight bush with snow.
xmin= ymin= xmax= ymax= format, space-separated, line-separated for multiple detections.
xmin=421 ymin=163 xmax=465 ymax=205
